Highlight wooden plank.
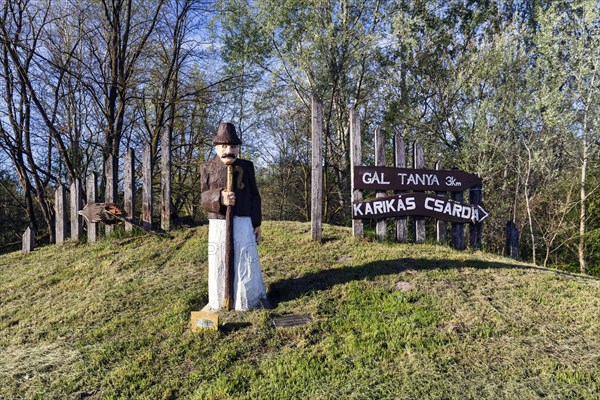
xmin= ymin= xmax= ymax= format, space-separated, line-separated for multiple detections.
xmin=124 ymin=148 xmax=135 ymax=231
xmin=311 ymin=96 xmax=323 ymax=242
xmin=161 ymin=130 xmax=171 ymax=231
xmin=469 ymin=182 xmax=483 ymax=249
xmin=350 ymin=108 xmax=363 ymax=238
xmin=394 ymin=134 xmax=407 ymax=242
xmin=86 ymin=173 xmax=98 ymax=243
xmin=413 ymin=142 xmax=425 ymax=243
xmin=104 ymin=155 xmax=117 ymax=236
xmin=142 ymin=143 xmax=153 ymax=230
xmin=375 ymin=127 xmax=386 ymax=239
xmin=451 ymin=189 xmax=465 ymax=250
xmin=22 ymin=227 xmax=34 ymax=254
xmin=505 ymin=221 xmax=519 ymax=259
xmin=55 ymin=184 xmax=67 ymax=244
xmin=352 ymin=192 xmax=483 ymax=223
xmin=353 ymin=166 xmax=482 ymax=191
xmin=435 ymin=161 xmax=447 ymax=244
xmin=70 ymin=178 xmax=83 ymax=241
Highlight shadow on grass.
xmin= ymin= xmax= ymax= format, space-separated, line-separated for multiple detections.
xmin=267 ymin=257 xmax=596 ymax=308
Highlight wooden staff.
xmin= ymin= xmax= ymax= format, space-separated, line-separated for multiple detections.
xmin=223 ymin=165 xmax=235 ymax=311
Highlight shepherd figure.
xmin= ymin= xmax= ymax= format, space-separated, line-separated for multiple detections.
xmin=200 ymin=122 xmax=268 ymax=311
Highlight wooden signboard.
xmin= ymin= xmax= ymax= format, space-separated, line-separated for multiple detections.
xmin=352 ymin=192 xmax=489 ymax=224
xmin=353 ymin=166 xmax=482 ymax=191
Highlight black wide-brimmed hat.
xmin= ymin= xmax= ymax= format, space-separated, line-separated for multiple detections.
xmin=212 ymin=122 xmax=242 ymax=145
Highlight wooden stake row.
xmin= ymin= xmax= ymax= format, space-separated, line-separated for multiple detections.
xmin=23 ymin=144 xmax=169 ymax=253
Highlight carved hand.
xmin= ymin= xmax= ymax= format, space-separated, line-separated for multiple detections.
xmin=221 ymin=190 xmax=236 ymax=206
xmin=254 ymin=226 xmax=262 ymax=244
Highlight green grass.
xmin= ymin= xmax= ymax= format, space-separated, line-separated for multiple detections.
xmin=1 ymin=221 xmax=599 ymax=399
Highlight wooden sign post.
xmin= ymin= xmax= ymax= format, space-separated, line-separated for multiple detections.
xmin=86 ymin=173 xmax=98 ymax=243
xmin=435 ymin=161 xmax=447 ymax=244
xmin=350 ymin=108 xmax=363 ymax=238
xmin=104 ymin=155 xmax=117 ymax=236
xmin=311 ymin=96 xmax=323 ymax=242
xmin=55 ymin=184 xmax=66 ymax=244
xmin=142 ymin=143 xmax=153 ymax=230
xmin=22 ymin=227 xmax=34 ymax=254
xmin=375 ymin=127 xmax=386 ymax=239
xmin=394 ymin=134 xmax=408 ymax=242
xmin=352 ymin=163 xmax=487 ymax=250
xmin=413 ymin=142 xmax=425 ymax=243
xmin=124 ymin=148 xmax=135 ymax=232
xmin=70 ymin=178 xmax=83 ymax=241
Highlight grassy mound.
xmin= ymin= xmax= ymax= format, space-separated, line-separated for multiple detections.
xmin=1 ymin=221 xmax=599 ymax=399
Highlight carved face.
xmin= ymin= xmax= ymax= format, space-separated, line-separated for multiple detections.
xmin=216 ymin=144 xmax=239 ymax=165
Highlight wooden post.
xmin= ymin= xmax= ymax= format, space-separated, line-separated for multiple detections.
xmin=413 ymin=142 xmax=425 ymax=243
xmin=55 ymin=184 xmax=67 ymax=244
xmin=124 ymin=148 xmax=135 ymax=231
xmin=452 ymin=189 xmax=465 ymax=250
xmin=22 ymin=227 xmax=34 ymax=254
xmin=435 ymin=161 xmax=447 ymax=244
xmin=70 ymin=178 xmax=83 ymax=241
xmin=161 ymin=130 xmax=171 ymax=231
xmin=86 ymin=173 xmax=98 ymax=243
xmin=311 ymin=95 xmax=323 ymax=242
xmin=375 ymin=127 xmax=386 ymax=239
xmin=350 ymin=107 xmax=363 ymax=238
xmin=104 ymin=155 xmax=117 ymax=235
xmin=469 ymin=182 xmax=483 ymax=249
xmin=505 ymin=221 xmax=519 ymax=259
xmin=142 ymin=143 xmax=153 ymax=230
xmin=394 ymin=134 xmax=408 ymax=242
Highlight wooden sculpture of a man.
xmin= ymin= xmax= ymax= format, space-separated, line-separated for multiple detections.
xmin=200 ymin=122 xmax=268 ymax=311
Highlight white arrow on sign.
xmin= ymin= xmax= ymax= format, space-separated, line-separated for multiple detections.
xmin=473 ymin=205 xmax=489 ymax=223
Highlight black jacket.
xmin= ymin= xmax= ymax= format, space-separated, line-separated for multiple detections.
xmin=200 ymin=157 xmax=262 ymax=228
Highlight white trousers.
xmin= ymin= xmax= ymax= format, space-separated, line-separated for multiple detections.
xmin=208 ymin=217 xmax=267 ymax=310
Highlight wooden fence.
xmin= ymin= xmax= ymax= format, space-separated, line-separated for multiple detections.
xmin=23 ymin=143 xmax=170 ymax=252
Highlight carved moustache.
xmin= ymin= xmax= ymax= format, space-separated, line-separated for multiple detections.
xmin=221 ymin=153 xmax=236 ymax=159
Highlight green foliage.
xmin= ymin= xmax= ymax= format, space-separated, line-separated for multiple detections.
xmin=1 ymin=221 xmax=599 ymax=399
